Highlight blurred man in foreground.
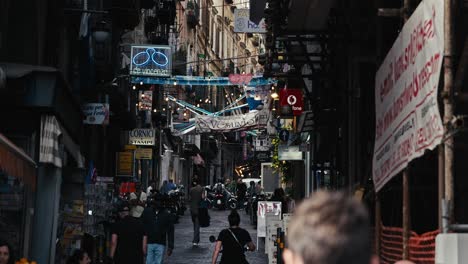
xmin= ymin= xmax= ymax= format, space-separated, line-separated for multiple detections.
xmin=283 ymin=191 xmax=379 ymax=264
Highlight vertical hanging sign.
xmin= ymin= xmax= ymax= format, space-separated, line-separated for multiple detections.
xmin=138 ymin=91 xmax=153 ymax=111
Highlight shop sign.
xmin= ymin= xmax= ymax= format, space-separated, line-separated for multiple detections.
xmin=138 ymin=91 xmax=153 ymax=111
xmin=130 ymin=45 xmax=172 ymax=77
xmin=129 ymin=129 xmax=156 ymax=146
xmin=254 ymin=137 xmax=271 ymax=151
xmin=279 ymin=89 xmax=303 ymax=116
xmin=255 ymin=151 xmax=271 ymax=162
xmin=124 ymin=144 xmax=137 ymax=151
xmin=82 ymin=103 xmax=110 ymax=125
xmin=135 ymin=148 xmax=153 ymax=160
xmin=373 ymin=0 xmax=444 ymax=192
xmin=116 ymin=152 xmax=133 ymax=177
xmin=234 ymin=9 xmax=266 ymax=33
xmin=278 ymin=145 xmax=302 ymax=160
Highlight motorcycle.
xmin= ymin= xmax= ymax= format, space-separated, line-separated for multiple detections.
xmin=226 ymin=191 xmax=238 ymax=210
xmin=168 ymin=185 xmax=186 ymax=216
xmin=213 ymin=191 xmax=225 ymax=210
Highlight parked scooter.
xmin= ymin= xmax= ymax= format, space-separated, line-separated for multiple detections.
xmin=226 ymin=190 xmax=238 ymax=210
xmin=168 ymin=185 xmax=186 ymax=216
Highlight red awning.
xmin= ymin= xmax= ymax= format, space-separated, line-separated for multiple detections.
xmin=0 ymin=133 xmax=37 ymax=189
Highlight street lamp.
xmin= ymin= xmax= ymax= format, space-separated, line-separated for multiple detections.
xmin=92 ymin=21 xmax=110 ymax=43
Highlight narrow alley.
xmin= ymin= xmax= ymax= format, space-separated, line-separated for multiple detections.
xmin=166 ymin=209 xmax=268 ymax=264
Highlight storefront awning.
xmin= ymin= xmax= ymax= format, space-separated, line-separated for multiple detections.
xmin=0 ymin=133 xmax=36 ymax=189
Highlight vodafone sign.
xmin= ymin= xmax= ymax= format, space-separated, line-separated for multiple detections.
xmin=279 ymin=88 xmax=303 ymax=116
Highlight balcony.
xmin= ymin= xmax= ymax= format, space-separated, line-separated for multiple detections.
xmin=186 ymin=1 xmax=199 ymax=29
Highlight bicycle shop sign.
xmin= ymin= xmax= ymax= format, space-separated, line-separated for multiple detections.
xmin=130 ymin=45 xmax=172 ymax=77
xmin=128 ymin=129 xmax=156 ymax=146
xmin=373 ymin=0 xmax=444 ymax=192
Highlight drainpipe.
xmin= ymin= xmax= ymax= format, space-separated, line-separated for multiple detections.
xmin=443 ymin=0 xmax=455 ymax=227
xmin=402 ymin=0 xmax=411 ymax=259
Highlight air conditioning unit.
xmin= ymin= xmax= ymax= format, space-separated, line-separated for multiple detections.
xmin=435 ymin=233 xmax=468 ymax=264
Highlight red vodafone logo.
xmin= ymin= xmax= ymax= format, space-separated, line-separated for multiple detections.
xmin=279 ymin=88 xmax=303 ymax=116
xmin=287 ymin=95 xmax=297 ymax=105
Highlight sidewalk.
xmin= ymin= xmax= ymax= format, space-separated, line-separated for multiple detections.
xmin=165 ymin=208 xmax=268 ymax=264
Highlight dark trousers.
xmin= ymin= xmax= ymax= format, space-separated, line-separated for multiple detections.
xmin=190 ymin=209 xmax=200 ymax=243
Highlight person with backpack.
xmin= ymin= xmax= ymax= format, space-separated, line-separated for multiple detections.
xmin=211 ymin=210 xmax=256 ymax=264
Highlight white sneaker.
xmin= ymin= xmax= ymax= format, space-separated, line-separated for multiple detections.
xmin=193 ymin=243 xmax=199 ymax=246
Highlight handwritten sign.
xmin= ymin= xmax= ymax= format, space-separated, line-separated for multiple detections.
xmin=82 ymin=103 xmax=109 ymax=125
xmin=373 ymin=0 xmax=444 ymax=191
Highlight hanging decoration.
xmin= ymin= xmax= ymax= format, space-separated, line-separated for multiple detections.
xmin=131 ymin=75 xmax=277 ymax=86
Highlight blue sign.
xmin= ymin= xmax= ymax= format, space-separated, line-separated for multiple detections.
xmin=279 ymin=130 xmax=289 ymax=142
xmin=130 ymin=45 xmax=172 ymax=77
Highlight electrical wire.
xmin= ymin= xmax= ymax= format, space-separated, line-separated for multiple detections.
xmin=172 ymin=53 xmax=260 ymax=66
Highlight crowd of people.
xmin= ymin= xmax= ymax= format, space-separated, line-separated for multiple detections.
xmin=0 ymin=177 xmax=419 ymax=264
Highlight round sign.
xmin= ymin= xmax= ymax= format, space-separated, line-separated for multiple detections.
xmin=287 ymin=95 xmax=297 ymax=105
xmin=279 ymin=130 xmax=290 ymax=142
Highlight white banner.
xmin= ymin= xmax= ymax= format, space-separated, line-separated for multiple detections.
xmin=195 ymin=110 xmax=269 ymax=133
xmin=373 ymin=0 xmax=444 ymax=192
xmin=82 ymin=103 xmax=110 ymax=125
xmin=234 ymin=9 xmax=266 ymax=33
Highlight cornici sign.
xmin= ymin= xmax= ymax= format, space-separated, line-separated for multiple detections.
xmin=128 ymin=129 xmax=156 ymax=146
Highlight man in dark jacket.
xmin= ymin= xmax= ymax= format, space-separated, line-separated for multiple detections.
xmin=141 ymin=195 xmax=175 ymax=264
xmin=110 ymin=202 xmax=147 ymax=264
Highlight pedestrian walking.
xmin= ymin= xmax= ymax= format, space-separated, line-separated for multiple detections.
xmin=168 ymin=179 xmax=177 ymax=191
xmin=269 ymin=188 xmax=289 ymax=214
xmin=130 ymin=183 xmax=147 ymax=218
xmin=236 ymin=178 xmax=247 ymax=209
xmin=0 ymin=240 xmax=14 ymax=264
xmin=189 ymin=178 xmax=204 ymax=246
xmin=141 ymin=195 xmax=175 ymax=264
xmin=66 ymin=249 xmax=91 ymax=264
xmin=160 ymin=180 xmax=169 ymax=194
xmin=147 ymin=181 xmax=156 ymax=195
xmin=282 ymin=191 xmax=378 ymax=264
xmin=211 ymin=210 xmax=256 ymax=264
xmin=110 ymin=202 xmax=147 ymax=264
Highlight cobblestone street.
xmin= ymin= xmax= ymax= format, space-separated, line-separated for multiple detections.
xmin=165 ymin=209 xmax=268 ymax=264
